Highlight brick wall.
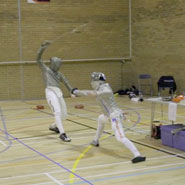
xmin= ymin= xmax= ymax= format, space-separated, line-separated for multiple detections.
xmin=1 ymin=0 xmax=185 ymax=100
xmin=0 ymin=0 xmax=128 ymax=100
xmin=123 ymin=0 xmax=185 ymax=95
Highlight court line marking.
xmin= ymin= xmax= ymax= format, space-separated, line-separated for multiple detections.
xmin=69 ymin=144 xmax=93 ymax=184
xmin=11 ymin=127 xmax=149 ymax=145
xmin=84 ymin=165 xmax=185 ymax=184
xmin=0 ymin=105 xmax=181 ymax=154
xmin=3 ymin=115 xmax=52 ymax=123
xmin=29 ymin=182 xmax=52 ymax=185
xmin=83 ymin=102 xmax=185 ymax=123
xmin=27 ymin=160 xmax=185 ymax=185
xmin=64 ymin=161 xmax=185 ymax=184
xmin=1 ymin=101 xmax=165 ymax=140
xmin=0 ymin=132 xmax=110 ymax=166
xmin=0 ymin=140 xmax=7 ymax=146
xmin=1 ymin=99 xmax=185 ymax=184
xmin=0 ymin=154 xmax=183 ymax=181
xmin=1 ymin=106 xmax=181 ymax=158
xmin=0 ymin=107 xmax=13 ymax=153
xmin=45 ymin=173 xmax=64 ymax=185
xmin=69 ymin=133 xmax=127 ymax=184
xmin=0 ymin=132 xmax=93 ymax=185
xmin=4 ymin=99 xmax=185 ymax=120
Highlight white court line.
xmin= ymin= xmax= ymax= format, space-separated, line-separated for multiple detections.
xmin=119 ymin=104 xmax=185 ymax=119
xmin=26 ymin=157 xmax=185 ymax=185
xmin=45 ymin=173 xmax=64 ymax=185
xmin=0 ymin=155 xmax=181 ymax=181
xmin=29 ymin=181 xmax=52 ymax=185
xmin=11 ymin=127 xmax=149 ymax=146
xmin=0 ymin=140 xmax=7 ymax=146
xmin=62 ymin=161 xmax=185 ymax=183
xmin=61 ymin=155 xmax=185 ymax=172
xmin=4 ymin=115 xmax=52 ymax=123
xmin=10 ymin=133 xmax=97 ymax=146
xmin=2 ymin=101 xmax=184 ymax=182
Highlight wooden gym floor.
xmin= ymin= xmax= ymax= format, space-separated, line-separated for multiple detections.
xmin=0 ymin=96 xmax=185 ymax=185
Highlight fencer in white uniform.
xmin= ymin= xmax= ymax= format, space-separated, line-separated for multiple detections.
xmin=36 ymin=40 xmax=73 ymax=142
xmin=72 ymin=72 xmax=146 ymax=163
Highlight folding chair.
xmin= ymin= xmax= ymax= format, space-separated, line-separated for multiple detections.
xmin=157 ymin=76 xmax=176 ymax=100
xmin=138 ymin=74 xmax=153 ymax=96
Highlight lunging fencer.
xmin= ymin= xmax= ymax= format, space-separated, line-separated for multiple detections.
xmin=72 ymin=72 xmax=146 ymax=163
xmin=36 ymin=40 xmax=73 ymax=142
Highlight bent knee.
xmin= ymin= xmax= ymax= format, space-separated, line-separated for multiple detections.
xmin=98 ymin=114 xmax=108 ymax=124
xmin=54 ymin=111 xmax=62 ymax=117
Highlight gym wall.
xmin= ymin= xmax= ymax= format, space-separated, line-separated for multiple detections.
xmin=0 ymin=0 xmax=185 ymax=100
xmin=0 ymin=0 xmax=129 ymax=100
xmin=123 ymin=0 xmax=185 ymax=95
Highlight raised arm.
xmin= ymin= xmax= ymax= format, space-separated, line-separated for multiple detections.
xmin=36 ymin=40 xmax=51 ymax=68
xmin=59 ymin=73 xmax=74 ymax=93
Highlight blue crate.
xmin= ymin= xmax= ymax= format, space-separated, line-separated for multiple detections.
xmin=173 ymin=130 xmax=185 ymax=151
xmin=160 ymin=124 xmax=184 ymax=148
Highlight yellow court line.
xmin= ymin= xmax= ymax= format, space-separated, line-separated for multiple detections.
xmin=68 ymin=135 xmax=110 ymax=184
xmin=68 ymin=115 xmax=167 ymax=183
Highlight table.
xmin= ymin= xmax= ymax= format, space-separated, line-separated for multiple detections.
xmin=145 ymin=97 xmax=185 ymax=137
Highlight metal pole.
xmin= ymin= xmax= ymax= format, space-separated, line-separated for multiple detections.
xmin=17 ymin=0 xmax=24 ymax=99
xmin=129 ymin=0 xmax=132 ymax=58
xmin=0 ymin=58 xmax=130 ymax=65
xmin=150 ymin=102 xmax=155 ymax=138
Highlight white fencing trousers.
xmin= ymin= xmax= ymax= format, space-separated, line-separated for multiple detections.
xmin=94 ymin=114 xmax=108 ymax=141
xmin=45 ymin=87 xmax=67 ymax=134
xmin=110 ymin=111 xmax=140 ymax=157
xmin=96 ymin=112 xmax=141 ymax=158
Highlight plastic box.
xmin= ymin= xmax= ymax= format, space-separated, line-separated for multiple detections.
xmin=173 ymin=130 xmax=185 ymax=151
xmin=160 ymin=124 xmax=184 ymax=148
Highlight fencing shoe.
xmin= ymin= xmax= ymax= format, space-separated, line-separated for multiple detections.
xmin=49 ymin=126 xmax=59 ymax=133
xmin=90 ymin=140 xmax=99 ymax=147
xmin=132 ymin=156 xmax=146 ymax=163
xmin=59 ymin=133 xmax=71 ymax=142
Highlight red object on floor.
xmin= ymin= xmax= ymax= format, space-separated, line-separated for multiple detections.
xmin=74 ymin=104 xmax=84 ymax=109
xmin=36 ymin=105 xmax=44 ymax=109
